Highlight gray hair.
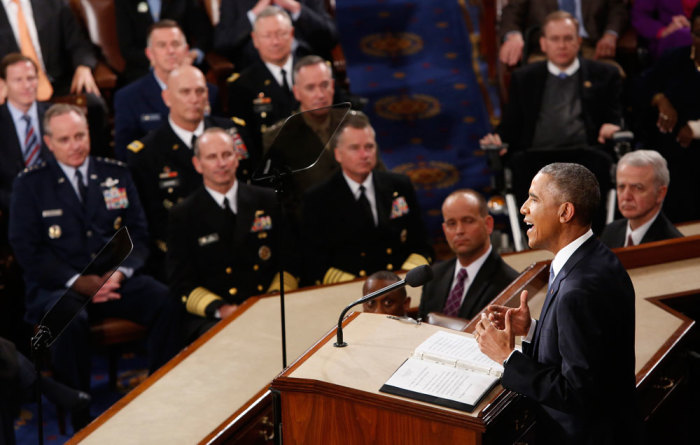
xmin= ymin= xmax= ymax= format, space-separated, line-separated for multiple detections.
xmin=253 ymin=6 xmax=292 ymax=31
xmin=617 ymin=149 xmax=670 ymax=188
xmin=193 ymin=127 xmax=233 ymax=158
xmin=293 ymin=55 xmax=332 ymax=80
xmin=43 ymin=104 xmax=87 ymax=137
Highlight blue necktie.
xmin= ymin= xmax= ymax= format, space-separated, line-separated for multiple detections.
xmin=557 ymin=72 xmax=568 ymax=79
xmin=548 ymin=265 xmax=555 ymax=293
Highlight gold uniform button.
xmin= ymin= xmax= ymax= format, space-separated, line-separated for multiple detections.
xmin=228 ymin=288 xmax=237 ymax=296
xmin=253 ymin=264 xmax=259 ymax=271
xmin=181 ymin=296 xmax=187 ymax=303
xmin=225 ymin=267 xmax=232 ymax=274
xmin=257 ymin=284 xmax=264 ymax=291
xmin=359 ymin=270 xmax=366 ymax=277
xmin=360 ymin=252 xmax=366 ymax=257
xmin=386 ymin=248 xmax=392 ymax=255
xmin=387 ymin=264 xmax=393 ymax=270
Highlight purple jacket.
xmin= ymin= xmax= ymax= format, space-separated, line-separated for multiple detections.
xmin=632 ymin=0 xmax=694 ymax=57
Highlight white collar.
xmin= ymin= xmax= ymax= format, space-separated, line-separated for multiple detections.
xmin=57 ymin=158 xmax=90 ymax=184
xmin=264 ymin=57 xmax=293 ymax=86
xmin=342 ymin=171 xmax=373 ymax=197
xmin=453 ymin=245 xmax=492 ymax=283
xmin=204 ymin=181 xmax=238 ymax=213
xmin=625 ymin=209 xmax=661 ymax=246
xmin=168 ymin=116 xmax=205 ymax=149
xmin=547 ymin=58 xmax=580 ymax=77
xmin=551 ymin=229 xmax=593 ymax=278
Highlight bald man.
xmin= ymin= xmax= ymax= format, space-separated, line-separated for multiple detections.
xmin=419 ymin=189 xmax=519 ymax=321
xmin=127 ymin=65 xmax=254 ymax=279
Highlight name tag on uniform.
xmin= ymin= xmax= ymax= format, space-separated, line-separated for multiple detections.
xmin=140 ymin=113 xmax=161 ymax=123
xmin=198 ymin=233 xmax=220 ymax=246
xmin=42 ymin=209 xmax=63 ymax=218
xmin=103 ymin=187 xmax=129 ymax=209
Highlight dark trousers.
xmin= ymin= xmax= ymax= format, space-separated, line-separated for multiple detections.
xmin=44 ymin=275 xmax=181 ymax=392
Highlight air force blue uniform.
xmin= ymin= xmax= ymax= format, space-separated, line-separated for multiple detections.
xmin=8 ymin=156 xmax=180 ymax=393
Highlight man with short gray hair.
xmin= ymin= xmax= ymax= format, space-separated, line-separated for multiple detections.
xmin=600 ymin=149 xmax=683 ymax=248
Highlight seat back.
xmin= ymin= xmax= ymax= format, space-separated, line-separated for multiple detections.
xmin=69 ymin=0 xmax=125 ymax=73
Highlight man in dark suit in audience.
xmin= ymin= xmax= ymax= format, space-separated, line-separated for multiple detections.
xmin=419 ymin=190 xmax=519 ymax=321
xmin=127 ymin=65 xmax=254 ymax=280
xmin=600 ymin=149 xmax=683 ymax=248
xmin=167 ymin=128 xmax=296 ymax=342
xmin=114 ymin=20 xmax=219 ymax=161
xmin=481 ymin=12 xmax=623 ymax=155
xmin=476 ymin=163 xmax=638 ymax=443
xmin=214 ymin=0 xmax=337 ymax=68
xmin=302 ymin=113 xmax=433 ymax=285
xmin=0 ymin=0 xmax=109 ymax=157
xmin=498 ymin=0 xmax=627 ymax=67
xmin=8 ymin=104 xmax=180 ymax=430
xmin=226 ymin=6 xmax=301 ymax=148
xmin=115 ymin=0 xmax=212 ymax=82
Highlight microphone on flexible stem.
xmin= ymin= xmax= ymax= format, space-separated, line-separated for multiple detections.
xmin=333 ymin=264 xmax=433 ymax=347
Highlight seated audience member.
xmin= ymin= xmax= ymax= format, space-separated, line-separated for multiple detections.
xmin=128 ymin=65 xmax=255 ymax=280
xmin=115 ymin=0 xmax=212 ymax=82
xmin=481 ymin=11 xmax=623 ymax=156
xmin=600 ymin=150 xmax=683 ymax=248
xmin=361 ymin=271 xmax=410 ymax=317
xmin=226 ymin=6 xmax=301 ymax=147
xmin=167 ymin=128 xmax=296 ymax=342
xmin=632 ymin=0 xmax=697 ymax=59
xmin=498 ymin=0 xmax=627 ymax=67
xmin=0 ymin=0 xmax=109 ymax=157
xmin=1 ymin=336 xmax=90 ymax=445
xmin=214 ymin=0 xmax=338 ymax=68
xmin=8 ymin=104 xmax=180 ymax=430
xmin=302 ymin=113 xmax=433 ymax=285
xmin=114 ymin=20 xmax=220 ymax=160
xmin=641 ymin=4 xmax=700 ymax=222
xmin=419 ymin=190 xmax=518 ymax=321
xmin=0 ymin=54 xmax=50 ymax=223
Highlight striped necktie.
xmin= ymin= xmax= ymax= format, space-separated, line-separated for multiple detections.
xmin=21 ymin=114 xmax=41 ymax=166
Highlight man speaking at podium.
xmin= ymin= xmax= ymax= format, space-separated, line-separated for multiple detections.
xmin=475 ymin=163 xmax=638 ymax=443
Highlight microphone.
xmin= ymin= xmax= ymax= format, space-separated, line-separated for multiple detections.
xmin=333 ymin=265 xmax=433 ymax=347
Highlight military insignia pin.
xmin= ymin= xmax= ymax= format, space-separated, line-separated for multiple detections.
xmin=113 ymin=216 xmax=123 ymax=230
xmin=103 ymin=187 xmax=129 ymax=210
xmin=48 ymin=225 xmax=62 ymax=239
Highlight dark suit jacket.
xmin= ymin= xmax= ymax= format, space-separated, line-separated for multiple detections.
xmin=502 ymin=237 xmax=637 ymax=443
xmin=213 ymin=0 xmax=338 ymax=67
xmin=8 ymin=156 xmax=150 ymax=322
xmin=302 ymin=170 xmax=433 ymax=285
xmin=418 ymin=252 xmax=519 ymax=321
xmin=0 ymin=0 xmax=97 ymax=94
xmin=498 ymin=58 xmax=622 ymax=153
xmin=599 ymin=212 xmax=683 ymax=248
xmin=113 ymin=72 xmax=219 ymax=161
xmin=167 ymin=184 xmax=280 ymax=317
xmin=227 ymin=60 xmax=299 ymax=148
xmin=0 ymin=102 xmax=50 ymax=214
xmin=115 ymin=0 xmax=213 ymax=81
xmin=498 ymin=0 xmax=628 ymax=43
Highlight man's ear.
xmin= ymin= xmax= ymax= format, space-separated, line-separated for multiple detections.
xmin=559 ymin=202 xmax=575 ymax=223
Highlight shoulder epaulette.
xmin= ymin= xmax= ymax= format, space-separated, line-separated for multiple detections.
xmin=231 ymin=116 xmax=246 ymax=127
xmin=17 ymin=161 xmax=47 ymax=178
xmin=127 ymin=140 xmax=144 ymax=154
xmin=95 ymin=157 xmax=127 ymax=167
xmin=227 ymin=72 xmax=241 ymax=84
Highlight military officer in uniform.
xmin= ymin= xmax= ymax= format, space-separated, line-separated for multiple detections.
xmin=167 ymin=127 xmax=297 ymax=342
xmin=302 ymin=113 xmax=433 ymax=285
xmin=127 ymin=65 xmax=256 ymax=280
xmin=226 ymin=7 xmax=300 ymax=149
xmin=8 ymin=104 xmax=180 ymax=430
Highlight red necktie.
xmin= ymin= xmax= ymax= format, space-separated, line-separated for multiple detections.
xmin=443 ymin=268 xmax=467 ymax=317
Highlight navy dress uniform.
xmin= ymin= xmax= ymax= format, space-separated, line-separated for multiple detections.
xmin=167 ymin=184 xmax=296 ymax=341
xmin=8 ymin=156 xmax=180 ymax=393
xmin=227 ymin=60 xmax=299 ymax=148
xmin=302 ymin=170 xmax=433 ymax=286
xmin=127 ymin=115 xmax=257 ymax=279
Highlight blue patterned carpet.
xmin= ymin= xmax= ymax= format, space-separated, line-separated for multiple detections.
xmin=336 ymin=0 xmax=496 ymax=239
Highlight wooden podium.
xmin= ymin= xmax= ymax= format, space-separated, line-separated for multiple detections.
xmin=272 ymin=313 xmax=533 ymax=444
